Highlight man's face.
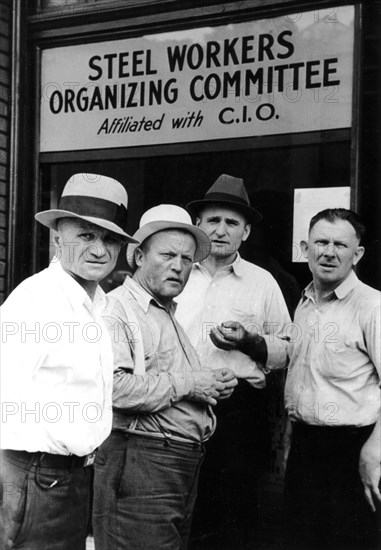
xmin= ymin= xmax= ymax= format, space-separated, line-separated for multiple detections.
xmin=55 ymin=218 xmax=123 ymax=284
xmin=302 ymin=219 xmax=364 ymax=291
xmin=134 ymin=230 xmax=196 ymax=305
xmin=196 ymin=206 xmax=251 ymax=260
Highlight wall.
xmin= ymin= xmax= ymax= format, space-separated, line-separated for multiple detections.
xmin=0 ymin=0 xmax=11 ymax=305
xmin=358 ymin=1 xmax=381 ymax=289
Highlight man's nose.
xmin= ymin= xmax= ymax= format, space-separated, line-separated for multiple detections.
xmin=322 ymin=243 xmax=336 ymax=257
xmin=215 ymin=221 xmax=227 ymax=236
xmin=170 ymin=255 xmax=183 ymax=272
xmin=89 ymin=238 xmax=107 ymax=257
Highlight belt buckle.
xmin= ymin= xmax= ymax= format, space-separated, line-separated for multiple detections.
xmin=83 ymin=451 xmax=97 ymax=467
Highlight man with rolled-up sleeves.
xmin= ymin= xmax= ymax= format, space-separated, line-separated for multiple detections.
xmin=93 ymin=204 xmax=237 ymax=550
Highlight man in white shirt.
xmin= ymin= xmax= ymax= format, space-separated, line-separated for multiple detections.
xmin=176 ymin=174 xmax=290 ymax=549
xmin=0 ymin=173 xmax=136 ymax=550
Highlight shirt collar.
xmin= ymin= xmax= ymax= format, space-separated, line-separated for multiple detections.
xmin=231 ymin=253 xmax=244 ymax=276
xmin=123 ymin=276 xmax=175 ymax=314
xmin=195 ymin=252 xmax=243 ymax=277
xmin=302 ymin=269 xmax=359 ymax=302
xmin=48 ymin=258 xmax=106 ymax=312
xmin=334 ymin=270 xmax=359 ymax=299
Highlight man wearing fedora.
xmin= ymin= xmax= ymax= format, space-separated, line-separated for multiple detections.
xmin=92 ymin=204 xmax=237 ymax=550
xmin=0 ymin=173 xmax=136 ymax=550
xmin=176 ymin=174 xmax=291 ymax=549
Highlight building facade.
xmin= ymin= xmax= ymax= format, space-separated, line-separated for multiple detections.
xmin=1 ymin=0 xmax=380 ymax=301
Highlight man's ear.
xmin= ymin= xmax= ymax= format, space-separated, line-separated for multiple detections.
xmin=242 ymin=223 xmax=251 ymax=242
xmin=195 ymin=217 xmax=201 ymax=227
xmin=134 ymin=247 xmax=144 ymax=267
xmin=52 ymin=229 xmax=61 ymax=247
xmin=353 ymin=245 xmax=365 ymax=266
xmin=300 ymin=240 xmax=308 ymax=258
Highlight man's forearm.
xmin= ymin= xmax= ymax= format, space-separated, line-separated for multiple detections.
xmin=241 ymin=334 xmax=268 ymax=365
xmin=112 ymin=371 xmax=194 ymax=413
xmin=359 ymin=409 xmax=381 ymax=511
xmin=363 ymin=415 xmax=381 ymax=458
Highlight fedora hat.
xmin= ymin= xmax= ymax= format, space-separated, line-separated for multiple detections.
xmin=126 ymin=204 xmax=211 ymax=269
xmin=35 ymin=173 xmax=137 ymax=241
xmin=187 ymin=174 xmax=262 ymax=224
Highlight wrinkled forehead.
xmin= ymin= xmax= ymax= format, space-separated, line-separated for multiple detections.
xmin=147 ymin=228 xmax=197 ymax=250
xmin=309 ymin=219 xmax=359 ymax=241
xmin=198 ymin=204 xmax=247 ymax=223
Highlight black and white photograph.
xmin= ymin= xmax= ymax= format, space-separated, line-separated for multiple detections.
xmin=0 ymin=1 xmax=380 ymax=549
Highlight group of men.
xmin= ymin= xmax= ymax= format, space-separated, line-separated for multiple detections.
xmin=0 ymin=172 xmax=380 ymax=550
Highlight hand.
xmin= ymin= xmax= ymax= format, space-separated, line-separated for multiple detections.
xmin=214 ymin=368 xmax=238 ymax=400
xmin=189 ymin=370 xmax=227 ymax=406
xmin=359 ymin=438 xmax=381 ymax=512
xmin=209 ymin=321 xmax=249 ymax=351
xmin=210 ymin=321 xmax=265 ymax=361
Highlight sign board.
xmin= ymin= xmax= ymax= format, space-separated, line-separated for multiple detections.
xmin=40 ymin=6 xmax=354 ymax=152
xmin=292 ymin=186 xmax=351 ymax=262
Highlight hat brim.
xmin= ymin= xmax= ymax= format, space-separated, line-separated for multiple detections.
xmin=186 ymin=199 xmax=262 ymax=225
xmin=126 ymin=220 xmax=211 ymax=269
xmin=35 ymin=210 xmax=138 ymax=242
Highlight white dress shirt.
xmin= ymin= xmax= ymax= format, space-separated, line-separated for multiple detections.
xmin=0 ymin=259 xmax=114 ymax=456
xmin=175 ymin=254 xmax=291 ymax=388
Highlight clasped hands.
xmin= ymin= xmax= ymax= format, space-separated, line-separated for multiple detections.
xmin=190 ymin=367 xmax=238 ymax=406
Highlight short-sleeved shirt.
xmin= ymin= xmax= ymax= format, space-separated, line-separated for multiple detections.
xmin=285 ymin=271 xmax=381 ymax=426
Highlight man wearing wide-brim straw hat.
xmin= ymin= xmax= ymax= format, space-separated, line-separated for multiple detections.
xmin=93 ymin=204 xmax=237 ymax=550
xmin=0 ymin=173 xmax=137 ymax=550
xmin=176 ymin=173 xmax=291 ymax=548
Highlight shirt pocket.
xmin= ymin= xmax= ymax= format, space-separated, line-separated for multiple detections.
xmin=321 ymin=339 xmax=358 ymax=380
xmin=151 ymin=342 xmax=181 ymax=374
xmin=230 ymin=299 xmax=260 ymax=329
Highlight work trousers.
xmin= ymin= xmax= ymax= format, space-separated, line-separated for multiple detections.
xmin=190 ymin=381 xmax=271 ymax=550
xmin=0 ymin=449 xmax=91 ymax=550
xmin=284 ymin=422 xmax=380 ymax=550
xmin=93 ymin=430 xmax=204 ymax=550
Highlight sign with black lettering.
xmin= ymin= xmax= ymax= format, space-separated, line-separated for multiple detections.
xmin=40 ymin=6 xmax=354 ymax=152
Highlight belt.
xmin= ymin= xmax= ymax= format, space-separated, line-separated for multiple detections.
xmin=2 ymin=449 xmax=96 ymax=469
xmin=111 ymin=429 xmax=202 ymax=449
xmin=291 ymin=421 xmax=375 ymax=437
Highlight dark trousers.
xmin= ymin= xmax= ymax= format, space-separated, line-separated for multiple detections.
xmin=284 ymin=422 xmax=380 ymax=550
xmin=190 ymin=381 xmax=271 ymax=550
xmin=93 ymin=430 xmax=204 ymax=550
xmin=0 ymin=449 xmax=91 ymax=550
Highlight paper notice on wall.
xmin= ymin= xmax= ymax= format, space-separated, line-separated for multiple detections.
xmin=292 ymin=187 xmax=351 ymax=262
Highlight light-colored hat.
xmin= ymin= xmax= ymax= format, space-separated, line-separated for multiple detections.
xmin=35 ymin=173 xmax=137 ymax=241
xmin=126 ymin=204 xmax=211 ymax=269
xmin=187 ymin=173 xmax=262 ymax=224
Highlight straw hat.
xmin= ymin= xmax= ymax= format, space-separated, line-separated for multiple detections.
xmin=126 ymin=204 xmax=211 ymax=269
xmin=35 ymin=173 xmax=137 ymax=241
